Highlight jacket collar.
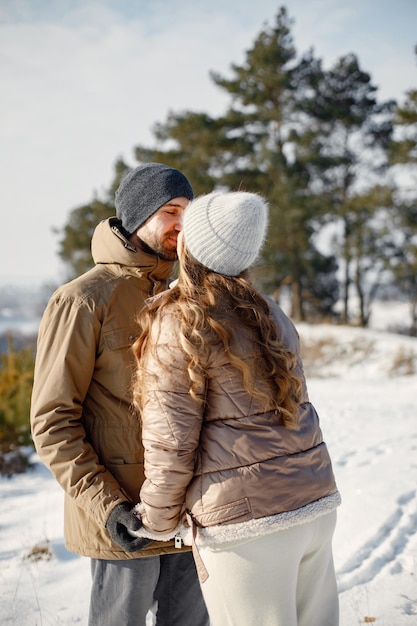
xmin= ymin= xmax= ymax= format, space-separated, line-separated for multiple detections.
xmin=91 ymin=217 xmax=174 ymax=283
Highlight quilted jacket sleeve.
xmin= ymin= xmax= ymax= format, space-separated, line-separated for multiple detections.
xmin=139 ymin=313 xmax=205 ymax=535
xmin=30 ymin=290 xmax=128 ymax=527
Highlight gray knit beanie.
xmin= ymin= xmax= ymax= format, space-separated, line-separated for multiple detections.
xmin=182 ymin=191 xmax=268 ymax=276
xmin=115 ymin=163 xmax=194 ymax=236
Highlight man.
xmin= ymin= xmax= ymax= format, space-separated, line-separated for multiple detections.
xmin=30 ymin=163 xmax=209 ymax=626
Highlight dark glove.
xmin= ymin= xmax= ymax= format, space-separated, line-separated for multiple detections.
xmin=105 ymin=502 xmax=153 ymax=552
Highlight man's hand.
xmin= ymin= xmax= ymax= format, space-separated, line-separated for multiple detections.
xmin=106 ymin=502 xmax=153 ymax=552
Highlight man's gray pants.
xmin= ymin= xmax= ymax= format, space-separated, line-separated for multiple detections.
xmin=88 ymin=551 xmax=209 ymax=626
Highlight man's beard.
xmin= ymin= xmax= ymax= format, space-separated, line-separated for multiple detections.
xmin=138 ymin=231 xmax=179 ymax=261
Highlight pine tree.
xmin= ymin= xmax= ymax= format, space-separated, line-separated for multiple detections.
xmin=301 ymin=53 xmax=395 ymax=324
xmin=387 ymin=51 xmax=417 ymax=333
xmin=56 ymin=159 xmax=132 ymax=278
xmin=133 ymin=7 xmax=339 ymax=320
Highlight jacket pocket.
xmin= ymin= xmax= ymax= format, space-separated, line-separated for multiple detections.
xmin=107 ymin=461 xmax=145 ymax=503
xmin=103 ymin=327 xmax=138 ymax=351
xmin=194 ymin=498 xmax=252 ymax=527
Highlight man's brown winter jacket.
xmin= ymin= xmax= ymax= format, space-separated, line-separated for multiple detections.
xmin=30 ymin=218 xmax=185 ymax=559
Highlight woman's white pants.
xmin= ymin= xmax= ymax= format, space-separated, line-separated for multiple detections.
xmin=198 ymin=510 xmax=339 ymax=626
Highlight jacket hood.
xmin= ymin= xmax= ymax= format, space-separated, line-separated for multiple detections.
xmin=91 ymin=217 xmax=174 ymax=279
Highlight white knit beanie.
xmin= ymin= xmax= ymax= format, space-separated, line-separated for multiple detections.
xmin=182 ymin=191 xmax=268 ymax=276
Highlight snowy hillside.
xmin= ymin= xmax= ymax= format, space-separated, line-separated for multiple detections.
xmin=299 ymin=321 xmax=417 ymax=379
xmin=1 ymin=319 xmax=416 ymax=625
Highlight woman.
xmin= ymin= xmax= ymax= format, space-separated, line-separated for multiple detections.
xmin=132 ymin=191 xmax=341 ymax=626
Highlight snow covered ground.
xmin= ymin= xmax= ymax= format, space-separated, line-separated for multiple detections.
xmin=1 ymin=311 xmax=417 ymax=625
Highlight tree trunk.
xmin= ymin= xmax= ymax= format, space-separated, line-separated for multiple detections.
xmin=291 ymin=280 xmax=304 ymax=322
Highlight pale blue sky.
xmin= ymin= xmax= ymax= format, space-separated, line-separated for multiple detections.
xmin=1 ymin=0 xmax=416 ymax=285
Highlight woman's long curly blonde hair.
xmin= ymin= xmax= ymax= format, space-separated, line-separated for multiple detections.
xmin=133 ymin=242 xmax=302 ymax=429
